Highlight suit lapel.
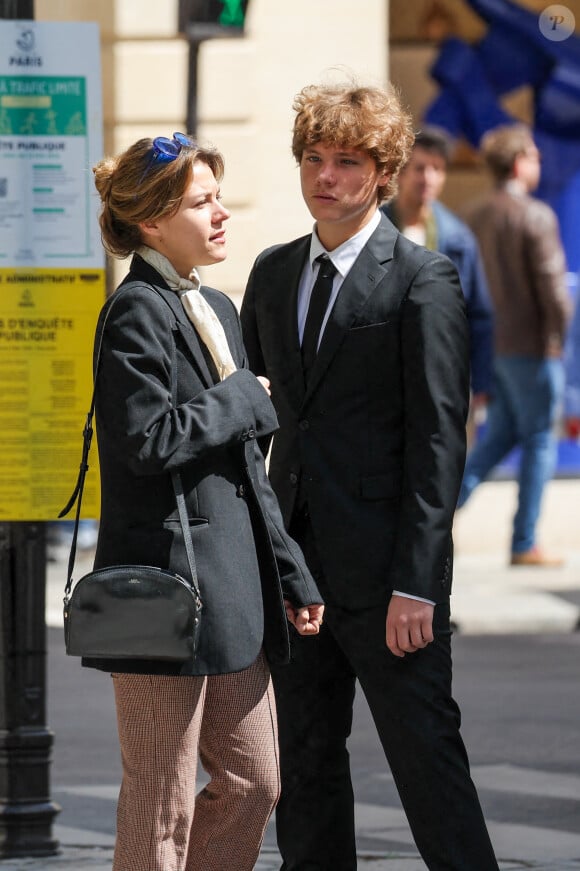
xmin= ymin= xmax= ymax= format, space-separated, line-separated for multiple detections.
xmin=127 ymin=255 xmax=216 ymax=388
xmin=164 ymin=289 xmax=217 ymax=388
xmin=303 ymin=216 xmax=398 ymax=404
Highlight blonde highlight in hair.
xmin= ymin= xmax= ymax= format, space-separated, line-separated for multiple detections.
xmin=93 ymin=137 xmax=225 ymax=258
xmin=291 ymin=81 xmax=414 ymax=202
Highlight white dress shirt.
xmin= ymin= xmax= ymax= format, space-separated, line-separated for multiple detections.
xmin=297 ymin=210 xmax=381 ymax=347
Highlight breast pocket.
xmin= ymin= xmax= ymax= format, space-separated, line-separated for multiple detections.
xmin=343 ymin=320 xmax=401 ymax=389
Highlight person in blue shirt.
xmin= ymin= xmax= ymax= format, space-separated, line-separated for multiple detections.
xmin=382 ymin=126 xmax=494 ymax=422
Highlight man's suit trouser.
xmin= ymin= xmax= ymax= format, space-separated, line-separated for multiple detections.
xmin=271 ymin=510 xmax=499 ymax=871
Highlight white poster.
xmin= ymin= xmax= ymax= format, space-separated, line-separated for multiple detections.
xmin=0 ymin=20 xmax=103 ymax=268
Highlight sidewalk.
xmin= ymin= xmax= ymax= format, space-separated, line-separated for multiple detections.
xmin=450 ymin=478 xmax=580 ymax=635
xmin=2 ymin=846 xmax=580 ymax=871
xmin=30 ymin=478 xmax=580 ymax=871
xmin=1 ymin=846 xmax=580 ymax=870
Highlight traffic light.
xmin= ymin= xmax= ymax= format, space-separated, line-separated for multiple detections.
xmin=179 ymin=0 xmax=250 ymax=36
xmin=179 ymin=0 xmax=251 ymax=133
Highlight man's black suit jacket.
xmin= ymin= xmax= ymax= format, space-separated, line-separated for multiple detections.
xmin=241 ymin=215 xmax=469 ymax=608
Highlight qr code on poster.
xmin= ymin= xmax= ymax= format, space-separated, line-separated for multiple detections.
xmin=0 ymin=178 xmax=7 ymax=198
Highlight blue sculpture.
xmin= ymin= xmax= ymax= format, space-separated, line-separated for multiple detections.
xmin=425 ymin=0 xmax=580 ymax=271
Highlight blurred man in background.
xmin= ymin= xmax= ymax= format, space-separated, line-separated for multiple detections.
xmin=458 ymin=124 xmax=571 ymax=567
xmin=382 ymin=126 xmax=494 ymax=428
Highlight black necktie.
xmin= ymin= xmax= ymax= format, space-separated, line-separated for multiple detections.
xmin=301 ymin=254 xmax=337 ymax=380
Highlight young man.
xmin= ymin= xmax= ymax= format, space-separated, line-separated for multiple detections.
xmin=382 ymin=125 xmax=494 ymax=414
xmin=241 ymin=82 xmax=499 ymax=870
xmin=459 ymin=124 xmax=571 ymax=567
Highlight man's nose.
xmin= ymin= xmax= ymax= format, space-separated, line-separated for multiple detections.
xmin=318 ymin=163 xmax=335 ymax=184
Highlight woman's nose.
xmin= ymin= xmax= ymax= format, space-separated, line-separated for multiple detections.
xmin=214 ymin=202 xmax=231 ymax=222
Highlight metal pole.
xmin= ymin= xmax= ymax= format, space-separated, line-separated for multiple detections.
xmin=0 ymin=0 xmax=60 ymax=858
xmin=0 ymin=524 xmax=59 ymax=857
xmin=0 ymin=0 xmax=33 ymax=15
xmin=186 ymin=37 xmax=200 ymax=135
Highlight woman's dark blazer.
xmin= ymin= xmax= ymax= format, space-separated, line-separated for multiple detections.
xmin=86 ymin=254 xmax=321 ymax=677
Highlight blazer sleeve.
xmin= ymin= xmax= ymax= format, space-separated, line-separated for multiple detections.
xmin=389 ymin=253 xmax=470 ymax=601
xmin=96 ymin=285 xmax=279 ymax=476
xmin=245 ymin=439 xmax=323 ymax=607
xmin=524 ymin=201 xmax=571 ymax=353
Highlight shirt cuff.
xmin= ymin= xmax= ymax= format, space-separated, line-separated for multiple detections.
xmin=392 ymin=590 xmax=436 ymax=606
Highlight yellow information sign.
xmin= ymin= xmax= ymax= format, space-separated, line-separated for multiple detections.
xmin=0 ymin=267 xmax=104 ymax=520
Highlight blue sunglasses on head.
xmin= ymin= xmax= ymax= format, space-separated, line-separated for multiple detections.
xmin=139 ymin=132 xmax=196 ymax=183
xmin=151 ymin=132 xmax=195 ymax=161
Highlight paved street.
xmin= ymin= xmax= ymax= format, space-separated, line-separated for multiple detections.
xmin=13 ymin=631 xmax=580 ymax=871
xmin=2 ymin=478 xmax=578 ymax=870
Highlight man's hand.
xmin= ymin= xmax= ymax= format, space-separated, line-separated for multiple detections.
xmin=257 ymin=375 xmax=271 ymax=396
xmin=284 ymin=600 xmax=324 ymax=635
xmin=386 ymin=596 xmax=434 ymax=658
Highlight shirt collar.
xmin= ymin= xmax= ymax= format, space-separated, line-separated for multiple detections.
xmin=308 ymin=210 xmax=381 ymax=276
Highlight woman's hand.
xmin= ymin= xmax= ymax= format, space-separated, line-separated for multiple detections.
xmin=257 ymin=375 xmax=271 ymax=396
xmin=284 ymin=600 xmax=325 ymax=635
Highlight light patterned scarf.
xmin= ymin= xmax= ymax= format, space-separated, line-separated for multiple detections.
xmin=137 ymin=245 xmax=237 ymax=381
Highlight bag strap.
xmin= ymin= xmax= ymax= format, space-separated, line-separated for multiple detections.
xmin=60 ymin=286 xmax=200 ymax=603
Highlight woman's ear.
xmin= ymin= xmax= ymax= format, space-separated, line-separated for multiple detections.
xmin=138 ymin=219 xmax=162 ymax=242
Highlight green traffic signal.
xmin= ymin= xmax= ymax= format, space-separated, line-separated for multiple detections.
xmin=218 ymin=0 xmax=246 ymax=28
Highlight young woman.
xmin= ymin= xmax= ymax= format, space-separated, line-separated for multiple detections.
xmin=90 ymin=133 xmax=323 ymax=871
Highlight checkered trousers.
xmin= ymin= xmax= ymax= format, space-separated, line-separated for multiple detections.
xmin=111 ymin=650 xmax=279 ymax=871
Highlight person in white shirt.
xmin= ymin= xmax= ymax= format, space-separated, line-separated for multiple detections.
xmin=241 ymin=80 xmax=499 ymax=871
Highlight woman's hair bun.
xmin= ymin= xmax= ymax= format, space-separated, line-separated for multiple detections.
xmin=93 ymin=157 xmax=117 ymax=203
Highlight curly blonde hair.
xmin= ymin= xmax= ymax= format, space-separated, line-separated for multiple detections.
xmin=93 ymin=137 xmax=224 ymax=258
xmin=291 ymin=81 xmax=414 ymax=202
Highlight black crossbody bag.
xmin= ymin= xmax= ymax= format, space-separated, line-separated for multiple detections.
xmin=59 ymin=288 xmax=203 ymax=661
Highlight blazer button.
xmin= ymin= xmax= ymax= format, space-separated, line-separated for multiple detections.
xmin=247 ymin=428 xmax=256 ymax=439
xmin=289 ymin=472 xmax=298 ymax=486
xmin=299 ymin=419 xmax=310 ymax=431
